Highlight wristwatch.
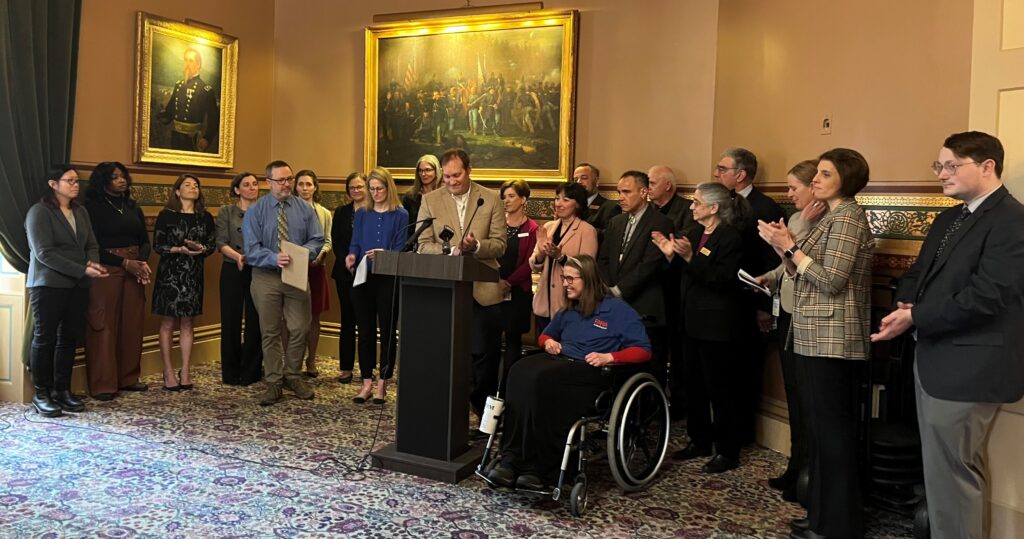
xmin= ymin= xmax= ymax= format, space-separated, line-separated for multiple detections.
xmin=783 ymin=245 xmax=799 ymax=259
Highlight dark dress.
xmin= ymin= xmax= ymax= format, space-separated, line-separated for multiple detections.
xmin=152 ymin=209 xmax=215 ymax=317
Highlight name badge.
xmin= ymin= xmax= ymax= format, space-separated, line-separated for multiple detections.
xmin=517 ymin=232 xmax=529 ymax=238
xmin=593 ymin=319 xmax=608 ymax=330
xmin=699 ymin=247 xmax=711 ymax=256
xmin=589 ymin=204 xmax=601 ymax=210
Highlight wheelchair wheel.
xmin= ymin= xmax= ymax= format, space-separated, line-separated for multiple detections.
xmin=607 ymin=372 xmax=670 ymax=491
xmin=569 ymin=475 xmax=588 ymax=517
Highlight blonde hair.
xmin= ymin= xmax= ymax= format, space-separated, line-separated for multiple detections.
xmin=367 ymin=167 xmax=401 ymax=211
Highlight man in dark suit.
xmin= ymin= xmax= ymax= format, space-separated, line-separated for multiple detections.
xmin=574 ymin=163 xmax=621 ymax=237
xmin=157 ymin=48 xmax=219 ymax=153
xmin=714 ymin=147 xmax=785 ymax=442
xmin=648 ymin=165 xmax=697 ymax=413
xmin=598 ymin=170 xmax=674 ymax=382
xmin=873 ymin=131 xmax=1024 ymax=539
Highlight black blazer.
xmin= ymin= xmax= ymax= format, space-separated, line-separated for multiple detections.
xmin=330 ymin=203 xmax=355 ymax=281
xmin=741 ymin=187 xmax=785 ymax=313
xmin=679 ymin=223 xmax=745 ymax=342
xmin=598 ymin=206 xmax=674 ymax=326
xmin=586 ymin=193 xmax=622 ymax=234
xmin=896 ymin=186 xmax=1024 ymax=403
xmin=657 ymin=194 xmax=699 ymax=237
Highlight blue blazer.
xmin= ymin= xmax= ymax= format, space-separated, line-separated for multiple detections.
xmin=25 ymin=202 xmax=100 ymax=288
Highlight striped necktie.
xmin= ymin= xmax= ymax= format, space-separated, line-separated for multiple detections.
xmin=277 ymin=200 xmax=289 ymax=247
xmin=934 ymin=205 xmax=971 ymax=258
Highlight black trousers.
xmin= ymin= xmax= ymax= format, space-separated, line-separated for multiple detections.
xmin=352 ymin=274 xmax=398 ymax=380
xmin=29 ymin=286 xmax=89 ymax=390
xmin=500 ymin=353 xmax=608 ymax=480
xmin=684 ymin=335 xmax=743 ymax=459
xmin=797 ymin=354 xmax=865 ymax=538
xmin=498 ymin=287 xmax=532 ymax=394
xmin=470 ymin=301 xmax=502 ymax=413
xmin=219 ymin=263 xmax=263 ymax=385
xmin=776 ymin=310 xmax=806 ymax=479
xmin=334 ymin=274 xmax=357 ymax=372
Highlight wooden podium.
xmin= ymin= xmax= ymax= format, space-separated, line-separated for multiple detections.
xmin=370 ymin=251 xmax=498 ymax=483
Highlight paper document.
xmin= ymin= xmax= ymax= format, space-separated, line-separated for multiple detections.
xmin=737 ymin=269 xmax=771 ymax=296
xmin=353 ymin=254 xmax=369 ymax=287
xmin=280 ymin=240 xmax=309 ymax=290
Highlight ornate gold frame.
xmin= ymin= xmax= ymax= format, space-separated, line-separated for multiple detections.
xmin=132 ymin=12 xmax=238 ymax=168
xmin=365 ymin=9 xmax=579 ymax=183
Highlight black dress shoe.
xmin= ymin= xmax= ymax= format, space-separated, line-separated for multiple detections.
xmin=92 ymin=392 xmax=116 ymax=401
xmin=119 ymin=382 xmax=148 ymax=392
xmin=337 ymin=373 xmax=353 ymax=384
xmin=50 ymin=389 xmax=85 ymax=413
xmin=515 ymin=473 xmax=546 ymax=491
xmin=177 ymin=370 xmax=193 ymax=390
xmin=486 ymin=463 xmax=516 ymax=487
xmin=671 ymin=442 xmax=713 ymax=461
xmin=32 ymin=388 xmax=62 ymax=417
xmin=789 ymin=518 xmax=810 ymax=532
xmin=702 ymin=454 xmax=739 ymax=474
xmin=789 ymin=529 xmax=825 ymax=539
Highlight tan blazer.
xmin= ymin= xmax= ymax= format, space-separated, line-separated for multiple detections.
xmin=790 ymin=199 xmax=874 ymax=360
xmin=416 ymin=182 xmax=507 ymax=306
xmin=530 ymin=218 xmax=599 ymax=318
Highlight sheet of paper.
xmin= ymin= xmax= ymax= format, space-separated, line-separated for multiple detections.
xmin=352 ymin=254 xmax=369 ymax=287
xmin=280 ymin=240 xmax=309 ymax=290
xmin=737 ymin=268 xmax=771 ymax=296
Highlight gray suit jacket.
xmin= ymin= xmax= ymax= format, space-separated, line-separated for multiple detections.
xmin=25 ymin=202 xmax=100 ymax=288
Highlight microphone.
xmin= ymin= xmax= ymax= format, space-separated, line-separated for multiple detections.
xmin=459 ymin=198 xmax=485 ymax=252
xmin=439 ymin=226 xmax=455 ymax=255
xmin=400 ymin=217 xmax=435 ymax=252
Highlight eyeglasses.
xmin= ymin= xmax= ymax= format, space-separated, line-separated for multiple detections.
xmin=368 ymin=186 xmax=386 ymax=193
xmin=930 ymin=161 xmax=978 ymax=176
xmin=416 ymin=168 xmax=434 ymax=174
xmin=267 ymin=176 xmax=295 ymax=184
xmin=560 ymin=274 xmax=578 ymax=285
xmin=60 ymin=178 xmax=80 ymax=185
xmin=714 ymin=165 xmax=739 ymax=174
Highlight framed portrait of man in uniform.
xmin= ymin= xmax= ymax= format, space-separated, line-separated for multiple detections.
xmin=133 ymin=12 xmax=238 ymax=168
xmin=365 ymin=10 xmax=579 ymax=184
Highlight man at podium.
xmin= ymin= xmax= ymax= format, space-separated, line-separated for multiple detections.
xmin=416 ymin=149 xmax=507 ymax=415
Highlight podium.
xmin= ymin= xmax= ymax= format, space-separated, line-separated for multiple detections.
xmin=370 ymin=251 xmax=498 ymax=483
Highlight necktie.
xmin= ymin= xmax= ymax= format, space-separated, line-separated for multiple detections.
xmin=277 ymin=200 xmax=289 ymax=247
xmin=619 ymin=215 xmax=636 ymax=261
xmin=934 ymin=205 xmax=970 ymax=258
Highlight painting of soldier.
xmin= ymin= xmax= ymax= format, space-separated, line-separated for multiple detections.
xmin=366 ymin=11 xmax=578 ymax=182
xmin=134 ymin=13 xmax=238 ymax=168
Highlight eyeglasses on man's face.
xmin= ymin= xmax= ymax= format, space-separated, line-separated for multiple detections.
xmin=930 ymin=161 xmax=979 ymax=176
xmin=714 ymin=165 xmax=739 ymax=174
xmin=267 ymin=176 xmax=295 ymax=184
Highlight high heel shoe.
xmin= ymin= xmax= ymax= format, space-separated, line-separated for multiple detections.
xmin=162 ymin=373 xmax=181 ymax=392
xmin=372 ymin=380 xmax=387 ymax=405
xmin=352 ymin=386 xmax=373 ymax=404
xmin=178 ymin=370 xmax=193 ymax=391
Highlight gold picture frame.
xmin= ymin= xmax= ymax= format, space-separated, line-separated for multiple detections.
xmin=133 ymin=12 xmax=238 ymax=168
xmin=365 ymin=9 xmax=579 ymax=183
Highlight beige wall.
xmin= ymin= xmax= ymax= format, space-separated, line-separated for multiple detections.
xmin=73 ymin=0 xmax=276 ymax=174
xmin=270 ymin=0 xmax=720 ymax=186
xmin=712 ymin=0 xmax=973 ymax=186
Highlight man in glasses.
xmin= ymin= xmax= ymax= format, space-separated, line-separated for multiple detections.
xmin=243 ymin=160 xmax=325 ymax=406
xmin=573 ymin=162 xmax=620 ymax=239
xmin=713 ymin=147 xmax=784 ymax=444
xmin=873 ymin=131 xmax=1024 ymax=538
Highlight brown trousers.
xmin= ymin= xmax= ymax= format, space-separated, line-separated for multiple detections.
xmin=85 ymin=252 xmax=146 ymax=394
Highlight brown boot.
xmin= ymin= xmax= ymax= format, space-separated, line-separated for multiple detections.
xmin=258 ymin=383 xmax=283 ymax=406
xmin=283 ymin=376 xmax=314 ymax=400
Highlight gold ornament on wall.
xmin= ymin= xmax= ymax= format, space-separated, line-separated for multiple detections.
xmin=132 ymin=12 xmax=238 ymax=169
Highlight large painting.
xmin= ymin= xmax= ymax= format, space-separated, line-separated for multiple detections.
xmin=133 ymin=12 xmax=238 ymax=168
xmin=365 ymin=10 xmax=578 ymax=182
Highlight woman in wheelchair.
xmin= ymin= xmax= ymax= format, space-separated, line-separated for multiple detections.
xmin=486 ymin=254 xmax=651 ymax=491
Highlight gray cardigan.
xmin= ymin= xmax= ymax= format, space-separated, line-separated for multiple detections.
xmin=25 ymin=202 xmax=100 ymax=288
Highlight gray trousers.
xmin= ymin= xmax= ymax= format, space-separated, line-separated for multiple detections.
xmin=914 ymin=360 xmax=1000 ymax=539
xmin=251 ymin=268 xmax=311 ymax=385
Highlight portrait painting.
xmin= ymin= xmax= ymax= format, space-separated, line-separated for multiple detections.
xmin=133 ymin=12 xmax=238 ymax=168
xmin=365 ymin=10 xmax=578 ymax=183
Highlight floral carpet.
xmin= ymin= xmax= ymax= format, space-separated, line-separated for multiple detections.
xmin=0 ymin=361 xmax=913 ymax=538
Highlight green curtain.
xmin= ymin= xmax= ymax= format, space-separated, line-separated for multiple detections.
xmin=0 ymin=0 xmax=81 ymax=272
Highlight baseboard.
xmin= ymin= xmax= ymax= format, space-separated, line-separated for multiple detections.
xmin=991 ymin=500 xmax=1024 ymax=538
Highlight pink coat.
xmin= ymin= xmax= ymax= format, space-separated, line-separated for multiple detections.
xmin=530 ymin=218 xmax=599 ymax=318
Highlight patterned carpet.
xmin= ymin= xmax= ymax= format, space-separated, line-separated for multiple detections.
xmin=0 ymin=361 xmax=914 ymax=538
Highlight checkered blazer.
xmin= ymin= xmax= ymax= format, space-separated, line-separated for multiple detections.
xmin=790 ymin=199 xmax=875 ymax=360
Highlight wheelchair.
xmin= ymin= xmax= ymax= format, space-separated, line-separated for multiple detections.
xmin=475 ymin=364 xmax=671 ymax=516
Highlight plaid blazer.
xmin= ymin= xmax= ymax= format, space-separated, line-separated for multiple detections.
xmin=790 ymin=199 xmax=874 ymax=360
